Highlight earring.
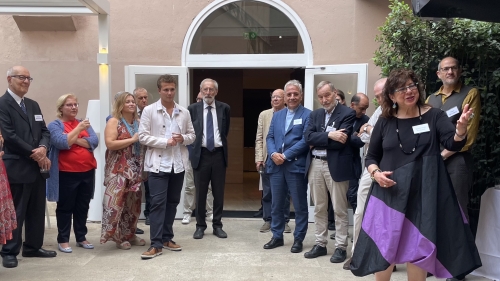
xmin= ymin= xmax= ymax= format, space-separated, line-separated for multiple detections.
xmin=392 ymin=101 xmax=397 ymax=109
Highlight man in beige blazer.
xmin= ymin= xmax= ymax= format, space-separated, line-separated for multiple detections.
xmin=255 ymin=89 xmax=291 ymax=233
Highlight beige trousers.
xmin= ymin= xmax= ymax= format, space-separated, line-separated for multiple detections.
xmin=183 ymin=160 xmax=213 ymax=215
xmin=351 ymin=167 xmax=371 ymax=253
xmin=308 ymin=158 xmax=349 ymax=249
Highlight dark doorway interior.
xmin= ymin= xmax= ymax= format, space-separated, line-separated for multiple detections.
xmin=191 ymin=68 xmax=305 ymax=214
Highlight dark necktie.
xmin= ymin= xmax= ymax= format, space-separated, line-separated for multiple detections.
xmin=20 ymin=99 xmax=27 ymax=114
xmin=206 ymin=105 xmax=215 ymax=151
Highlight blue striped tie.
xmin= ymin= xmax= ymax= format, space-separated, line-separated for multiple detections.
xmin=20 ymin=99 xmax=27 ymax=114
xmin=206 ymin=106 xmax=214 ymax=151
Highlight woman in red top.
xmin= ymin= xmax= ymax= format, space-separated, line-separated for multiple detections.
xmin=47 ymin=94 xmax=98 ymax=253
xmin=0 ymin=134 xmax=17 ymax=247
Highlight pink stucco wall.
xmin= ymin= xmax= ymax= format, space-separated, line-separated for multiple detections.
xmin=0 ymin=0 xmax=390 ymax=122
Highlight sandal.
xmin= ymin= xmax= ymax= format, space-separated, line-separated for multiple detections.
xmin=129 ymin=236 xmax=146 ymax=246
xmin=116 ymin=241 xmax=132 ymax=250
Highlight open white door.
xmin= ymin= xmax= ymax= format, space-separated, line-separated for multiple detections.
xmin=304 ymin=64 xmax=368 ymax=223
xmin=125 ymin=65 xmax=189 ymax=219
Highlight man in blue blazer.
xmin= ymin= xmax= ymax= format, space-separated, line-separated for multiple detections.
xmin=263 ymin=80 xmax=311 ymax=253
xmin=303 ymin=81 xmax=356 ymax=263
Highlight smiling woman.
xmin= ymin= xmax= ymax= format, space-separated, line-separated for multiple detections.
xmin=350 ymin=69 xmax=481 ymax=281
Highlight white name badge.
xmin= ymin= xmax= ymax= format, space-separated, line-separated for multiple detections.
xmin=293 ymin=119 xmax=302 ymax=125
xmin=412 ymin=123 xmax=430 ymax=134
xmin=173 ymin=108 xmax=180 ymax=115
xmin=326 ymin=126 xmax=336 ymax=132
xmin=34 ymin=115 xmax=43 ymax=121
xmin=446 ymin=106 xmax=460 ymax=118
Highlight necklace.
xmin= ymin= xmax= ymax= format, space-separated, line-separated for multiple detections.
xmin=395 ymin=106 xmax=422 ymax=155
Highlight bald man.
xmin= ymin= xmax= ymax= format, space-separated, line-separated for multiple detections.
xmin=0 ymin=66 xmax=56 ymax=268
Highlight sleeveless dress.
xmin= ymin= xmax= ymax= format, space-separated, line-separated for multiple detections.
xmin=100 ymin=120 xmax=144 ymax=244
xmin=0 ymin=158 xmax=17 ymax=245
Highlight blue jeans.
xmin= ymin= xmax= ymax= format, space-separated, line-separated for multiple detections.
xmin=262 ymin=173 xmax=290 ymax=222
xmin=270 ymin=170 xmax=308 ymax=241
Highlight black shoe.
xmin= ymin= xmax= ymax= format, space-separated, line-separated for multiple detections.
xmin=2 ymin=255 xmax=18 ymax=268
xmin=253 ymin=209 xmax=263 ymax=218
xmin=145 ymin=216 xmax=150 ymax=225
xmin=445 ymin=278 xmax=463 ymax=281
xmin=213 ymin=228 xmax=227 ymax=238
xmin=328 ymin=222 xmax=336 ymax=231
xmin=343 ymin=257 xmax=352 ymax=270
xmin=263 ymin=238 xmax=284 ymax=249
xmin=193 ymin=228 xmax=205 ymax=239
xmin=22 ymin=248 xmax=57 ymax=258
xmin=136 ymin=228 xmax=144 ymax=234
xmin=290 ymin=240 xmax=303 ymax=253
xmin=304 ymin=244 xmax=327 ymax=258
xmin=330 ymin=248 xmax=347 ymax=263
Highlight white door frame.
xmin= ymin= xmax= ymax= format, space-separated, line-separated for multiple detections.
xmin=181 ymin=0 xmax=313 ymax=68
xmin=304 ymin=64 xmax=368 ymax=223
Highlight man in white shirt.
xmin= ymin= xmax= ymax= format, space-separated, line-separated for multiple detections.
xmin=138 ymin=75 xmax=195 ymax=259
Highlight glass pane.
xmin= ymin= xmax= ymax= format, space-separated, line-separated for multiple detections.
xmin=312 ymin=74 xmax=359 ymax=110
xmin=135 ymin=74 xmax=179 ymax=104
xmin=190 ymin=1 xmax=304 ymax=54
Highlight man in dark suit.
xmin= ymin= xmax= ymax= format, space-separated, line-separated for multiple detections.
xmin=347 ymin=93 xmax=370 ymax=214
xmin=303 ymin=81 xmax=356 ymax=263
xmin=263 ymin=80 xmax=311 ymax=253
xmin=0 ymin=66 xmax=56 ymax=268
xmin=188 ymin=78 xmax=230 ymax=239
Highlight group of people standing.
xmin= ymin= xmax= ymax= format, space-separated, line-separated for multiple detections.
xmin=254 ymin=57 xmax=482 ymax=281
xmin=0 ymin=57 xmax=484 ymax=281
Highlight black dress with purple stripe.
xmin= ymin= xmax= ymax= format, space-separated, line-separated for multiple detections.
xmin=350 ymin=108 xmax=481 ymax=279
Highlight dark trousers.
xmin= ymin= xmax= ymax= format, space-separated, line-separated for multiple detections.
xmin=194 ymin=148 xmax=226 ymax=229
xmin=445 ymin=152 xmax=474 ymax=220
xmin=143 ymin=179 xmax=151 ymax=217
xmin=1 ymin=173 xmax=46 ymax=256
xmin=56 ymin=170 xmax=94 ymax=243
xmin=347 ymin=179 xmax=359 ymax=213
xmin=148 ymin=170 xmax=185 ymax=249
xmin=270 ymin=170 xmax=308 ymax=241
xmin=262 ymin=172 xmax=290 ymax=222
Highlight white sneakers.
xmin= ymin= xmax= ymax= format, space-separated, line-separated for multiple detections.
xmin=182 ymin=214 xmax=191 ymax=224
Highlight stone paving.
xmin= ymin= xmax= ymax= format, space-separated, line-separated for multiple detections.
xmin=0 ymin=217 xmax=492 ymax=281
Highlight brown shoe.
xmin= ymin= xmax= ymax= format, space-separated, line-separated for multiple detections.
xmin=141 ymin=247 xmax=162 ymax=259
xmin=343 ymin=257 xmax=352 ymax=270
xmin=163 ymin=240 xmax=182 ymax=251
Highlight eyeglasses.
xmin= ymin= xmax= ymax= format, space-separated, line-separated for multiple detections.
xmin=202 ymin=88 xmax=216 ymax=93
xmin=439 ymin=66 xmax=459 ymax=72
xmin=271 ymin=95 xmax=283 ymax=100
xmin=137 ymin=96 xmax=148 ymax=100
xmin=11 ymin=75 xmax=33 ymax=82
xmin=394 ymin=83 xmax=418 ymax=94
xmin=65 ymin=103 xmax=79 ymax=108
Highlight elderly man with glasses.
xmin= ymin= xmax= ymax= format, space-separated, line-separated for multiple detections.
xmin=0 ymin=66 xmax=55 ymax=268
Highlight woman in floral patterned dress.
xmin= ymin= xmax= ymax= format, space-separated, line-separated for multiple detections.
xmin=100 ymin=92 xmax=146 ymax=250
xmin=0 ymin=134 xmax=17 ymax=247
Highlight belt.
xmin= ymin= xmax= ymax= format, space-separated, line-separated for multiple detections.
xmin=312 ymin=155 xmax=327 ymax=161
xmin=202 ymin=147 xmax=223 ymax=152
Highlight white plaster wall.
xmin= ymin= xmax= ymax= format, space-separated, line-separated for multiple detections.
xmin=0 ymin=0 xmax=390 ymax=122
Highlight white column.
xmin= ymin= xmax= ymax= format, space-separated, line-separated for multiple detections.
xmin=88 ymin=13 xmax=110 ymax=221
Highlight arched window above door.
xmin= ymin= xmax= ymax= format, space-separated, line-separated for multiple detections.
xmin=189 ymin=1 xmax=304 ymax=55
